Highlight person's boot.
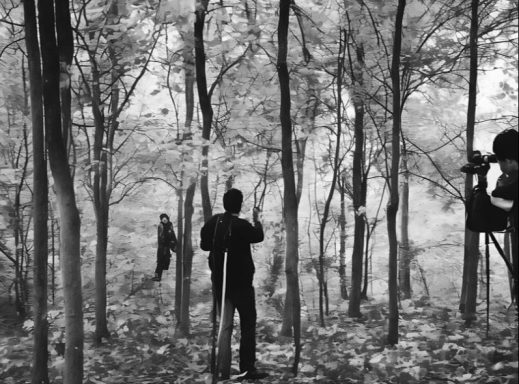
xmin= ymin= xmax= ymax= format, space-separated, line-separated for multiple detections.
xmin=152 ymin=273 xmax=161 ymax=282
xmin=236 ymin=368 xmax=268 ymax=381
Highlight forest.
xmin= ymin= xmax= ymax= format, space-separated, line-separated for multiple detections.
xmin=0 ymin=0 xmax=517 ymax=383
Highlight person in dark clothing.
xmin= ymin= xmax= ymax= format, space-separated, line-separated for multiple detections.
xmin=200 ymin=188 xmax=268 ymax=381
xmin=153 ymin=213 xmax=177 ymax=282
xmin=491 ymin=129 xmax=518 ymax=303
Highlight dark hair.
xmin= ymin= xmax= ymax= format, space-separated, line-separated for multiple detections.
xmin=160 ymin=213 xmax=169 ymax=221
xmin=223 ymin=188 xmax=243 ymax=214
xmin=493 ymin=129 xmax=518 ymax=161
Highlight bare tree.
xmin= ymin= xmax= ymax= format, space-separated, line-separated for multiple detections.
xmin=277 ymin=0 xmax=301 ymax=374
xmin=23 ymin=0 xmax=49 ymax=381
xmin=386 ymin=0 xmax=406 ymax=346
xmin=459 ymin=0 xmax=480 ymax=325
xmin=38 ymin=0 xmax=83 ymax=380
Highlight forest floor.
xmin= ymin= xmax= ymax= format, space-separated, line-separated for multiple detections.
xmin=0 ymin=274 xmax=518 ymax=384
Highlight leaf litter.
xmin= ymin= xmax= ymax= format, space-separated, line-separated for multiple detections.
xmin=1 ymin=286 xmax=517 ymax=384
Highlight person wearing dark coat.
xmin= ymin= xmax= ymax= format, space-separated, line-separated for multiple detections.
xmin=200 ymin=188 xmax=268 ymax=381
xmin=153 ymin=213 xmax=177 ymax=282
xmin=491 ymin=129 xmax=518 ymax=304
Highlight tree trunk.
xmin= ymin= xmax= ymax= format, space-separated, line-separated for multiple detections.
xmin=460 ymin=0 xmax=480 ymax=324
xmin=24 ymin=0 xmax=49 ymax=381
xmin=338 ymin=171 xmax=348 ymax=300
xmin=361 ymin=223 xmax=371 ymax=300
xmin=318 ymin=29 xmax=344 ymax=326
xmin=348 ymin=109 xmax=365 ymax=317
xmin=175 ymin=27 xmax=196 ymax=325
xmin=277 ymin=0 xmax=301 ymax=375
xmin=38 ymin=0 xmax=83 ymax=381
xmin=295 ymin=138 xmax=307 ymax=206
xmin=195 ymin=0 xmax=214 ymax=222
xmin=387 ymin=0 xmax=406 ymax=346
xmin=178 ymin=182 xmax=196 ymax=335
xmin=348 ymin=40 xmax=366 ymax=318
xmin=175 ymin=184 xmax=184 ymax=322
xmin=94 ymin=202 xmax=110 ymax=342
xmin=399 ymin=149 xmax=411 ymax=299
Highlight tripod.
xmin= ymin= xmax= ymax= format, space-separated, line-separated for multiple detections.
xmin=483 ymin=231 xmax=517 ymax=336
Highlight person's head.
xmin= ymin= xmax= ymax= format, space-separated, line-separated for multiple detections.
xmin=493 ymin=129 xmax=518 ymax=174
xmin=223 ymin=188 xmax=243 ymax=214
xmin=160 ymin=213 xmax=170 ymax=224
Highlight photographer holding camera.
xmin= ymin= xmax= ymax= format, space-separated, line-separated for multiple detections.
xmin=491 ymin=129 xmax=518 ymax=301
xmin=463 ymin=129 xmax=518 ymax=306
xmin=491 ymin=129 xmax=518 ymax=231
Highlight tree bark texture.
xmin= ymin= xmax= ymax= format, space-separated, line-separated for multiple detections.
xmin=399 ymin=150 xmax=411 ymax=299
xmin=178 ymin=182 xmax=196 ymax=335
xmin=175 ymin=185 xmax=184 ymax=322
xmin=349 ymin=89 xmax=366 ymax=318
xmin=387 ymin=0 xmax=406 ymax=346
xmin=277 ymin=0 xmax=301 ymax=374
xmin=361 ymin=222 xmax=371 ymax=300
xmin=318 ymin=29 xmax=344 ymax=326
xmin=38 ymin=0 xmax=84 ymax=381
xmin=195 ymin=0 xmax=214 ymax=222
xmin=460 ymin=0 xmax=480 ymax=323
xmin=339 ymin=172 xmax=348 ymax=300
xmin=175 ymin=29 xmax=196 ymax=326
xmin=24 ymin=0 xmax=49 ymax=382
xmin=348 ymin=35 xmax=367 ymax=316
xmin=56 ymin=0 xmax=74 ymax=158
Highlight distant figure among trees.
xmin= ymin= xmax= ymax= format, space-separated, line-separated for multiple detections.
xmin=153 ymin=213 xmax=177 ymax=282
xmin=200 ymin=188 xmax=268 ymax=381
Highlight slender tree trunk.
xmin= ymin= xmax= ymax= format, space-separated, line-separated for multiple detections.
xmin=24 ymin=0 xmax=49 ymax=381
xmin=399 ymin=149 xmax=411 ymax=299
xmin=295 ymin=138 xmax=307 ymax=206
xmin=361 ymin=224 xmax=370 ymax=300
xmin=460 ymin=0 xmax=480 ymax=324
xmin=94 ymin=202 xmax=110 ymax=342
xmin=176 ymin=184 xmax=184 ymax=322
xmin=14 ymin=177 xmax=24 ymax=317
xmin=339 ymin=172 xmax=348 ymax=300
xmin=56 ymin=0 xmax=73 ymax=160
xmin=38 ymin=0 xmax=83 ymax=381
xmin=176 ymin=27 xmax=196 ymax=325
xmin=348 ymin=115 xmax=365 ymax=315
xmin=348 ymin=40 xmax=366 ymax=318
xmin=277 ymin=0 xmax=301 ymax=374
xmin=387 ymin=0 xmax=406 ymax=346
xmin=195 ymin=0 xmax=214 ymax=222
xmin=318 ymin=29 xmax=344 ymax=326
xmin=92 ymin=2 xmax=121 ymax=343
xmin=178 ymin=182 xmax=196 ymax=335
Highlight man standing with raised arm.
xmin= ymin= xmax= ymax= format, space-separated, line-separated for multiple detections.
xmin=200 ymin=188 xmax=268 ymax=381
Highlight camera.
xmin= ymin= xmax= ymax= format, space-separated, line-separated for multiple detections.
xmin=461 ymin=150 xmax=498 ymax=174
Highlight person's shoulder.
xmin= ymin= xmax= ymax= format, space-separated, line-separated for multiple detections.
xmin=235 ymin=217 xmax=252 ymax=226
xmin=205 ymin=214 xmax=223 ymax=225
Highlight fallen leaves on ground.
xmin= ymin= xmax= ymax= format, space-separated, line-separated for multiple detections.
xmin=1 ymin=288 xmax=517 ymax=384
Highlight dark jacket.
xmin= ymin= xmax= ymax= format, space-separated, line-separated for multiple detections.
xmin=200 ymin=212 xmax=264 ymax=298
xmin=158 ymin=221 xmax=177 ymax=254
xmin=492 ymin=170 xmax=518 ymax=231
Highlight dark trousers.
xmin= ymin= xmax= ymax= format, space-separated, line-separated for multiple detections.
xmin=155 ymin=247 xmax=171 ymax=278
xmin=216 ymin=285 xmax=256 ymax=377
